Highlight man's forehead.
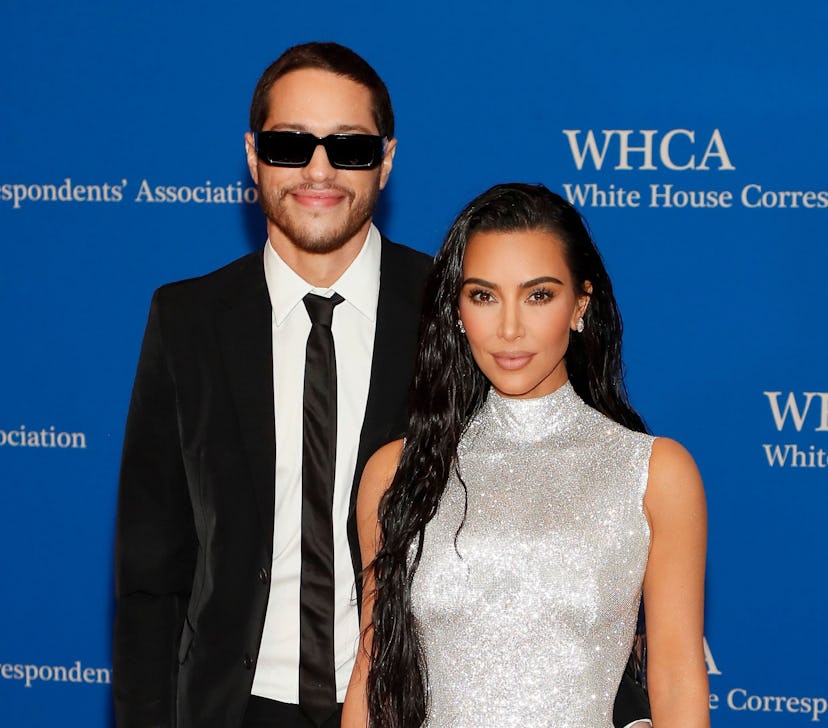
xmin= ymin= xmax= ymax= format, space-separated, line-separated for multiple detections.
xmin=268 ymin=68 xmax=373 ymax=118
xmin=264 ymin=68 xmax=376 ymax=130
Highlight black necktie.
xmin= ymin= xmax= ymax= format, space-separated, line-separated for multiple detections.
xmin=299 ymin=292 xmax=344 ymax=726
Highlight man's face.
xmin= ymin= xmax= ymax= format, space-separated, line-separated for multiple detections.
xmin=245 ymin=68 xmax=395 ymax=255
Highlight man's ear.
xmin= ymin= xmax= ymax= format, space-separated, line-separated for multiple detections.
xmin=244 ymin=132 xmax=260 ymax=185
xmin=378 ymin=138 xmax=397 ymax=190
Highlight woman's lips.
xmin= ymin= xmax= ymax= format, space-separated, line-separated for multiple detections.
xmin=492 ymin=351 xmax=534 ymax=370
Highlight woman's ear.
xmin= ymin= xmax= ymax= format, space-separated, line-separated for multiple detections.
xmin=579 ymin=280 xmax=593 ymax=317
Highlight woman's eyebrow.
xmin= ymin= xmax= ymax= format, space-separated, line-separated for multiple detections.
xmin=461 ymin=277 xmax=498 ymax=288
xmin=521 ymin=276 xmax=563 ymax=288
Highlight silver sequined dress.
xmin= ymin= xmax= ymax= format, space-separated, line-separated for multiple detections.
xmin=409 ymin=381 xmax=654 ymax=727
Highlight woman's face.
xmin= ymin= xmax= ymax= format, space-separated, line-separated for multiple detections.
xmin=458 ymin=228 xmax=590 ymax=399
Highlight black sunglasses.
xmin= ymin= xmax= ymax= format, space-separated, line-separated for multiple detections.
xmin=255 ymin=131 xmax=386 ymax=170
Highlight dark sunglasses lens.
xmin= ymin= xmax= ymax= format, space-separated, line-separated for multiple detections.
xmin=326 ymin=135 xmax=384 ymax=169
xmin=257 ymin=132 xmax=314 ymax=166
xmin=256 ymin=132 xmax=384 ymax=169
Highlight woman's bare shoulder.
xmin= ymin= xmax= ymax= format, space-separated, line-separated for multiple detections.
xmin=645 ymin=437 xmax=705 ymax=520
xmin=649 ymin=437 xmax=701 ymax=486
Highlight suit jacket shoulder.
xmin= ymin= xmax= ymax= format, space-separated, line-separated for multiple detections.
xmin=379 ymin=236 xmax=432 ymax=283
xmin=152 ymin=250 xmax=266 ymax=320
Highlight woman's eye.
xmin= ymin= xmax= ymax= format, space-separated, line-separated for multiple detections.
xmin=469 ymin=289 xmax=494 ymax=304
xmin=528 ymin=288 xmax=553 ymax=303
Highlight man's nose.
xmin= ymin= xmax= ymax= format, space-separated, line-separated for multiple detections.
xmin=303 ymin=143 xmax=336 ymax=182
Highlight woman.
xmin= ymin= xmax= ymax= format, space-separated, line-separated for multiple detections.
xmin=343 ymin=183 xmax=709 ymax=727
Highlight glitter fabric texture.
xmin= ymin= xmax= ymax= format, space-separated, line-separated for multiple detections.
xmin=409 ymin=381 xmax=654 ymax=727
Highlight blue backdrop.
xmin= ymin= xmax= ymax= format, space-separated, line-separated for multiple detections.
xmin=1 ymin=1 xmax=826 ymax=724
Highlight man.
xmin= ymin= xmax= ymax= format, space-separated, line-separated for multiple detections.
xmin=113 ymin=42 xmax=650 ymax=728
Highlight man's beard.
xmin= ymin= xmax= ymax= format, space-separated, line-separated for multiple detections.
xmin=258 ymin=180 xmax=381 ymax=254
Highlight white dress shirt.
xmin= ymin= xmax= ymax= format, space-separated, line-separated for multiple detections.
xmin=252 ymin=225 xmax=381 ymax=703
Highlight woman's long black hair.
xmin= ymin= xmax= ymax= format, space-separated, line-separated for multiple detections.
xmin=366 ymin=183 xmax=647 ymax=727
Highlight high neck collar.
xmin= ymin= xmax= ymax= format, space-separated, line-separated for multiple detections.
xmin=477 ymin=379 xmax=586 ymax=442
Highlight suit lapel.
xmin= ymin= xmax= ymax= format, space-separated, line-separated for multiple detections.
xmin=352 ymin=241 xmax=415 ymax=502
xmin=216 ymin=252 xmax=276 ymax=549
xmin=347 ymin=240 xmax=426 ymax=589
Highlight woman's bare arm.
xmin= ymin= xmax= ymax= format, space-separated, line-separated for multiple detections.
xmin=341 ymin=439 xmax=404 ymax=728
xmin=643 ymin=437 xmax=709 ymax=727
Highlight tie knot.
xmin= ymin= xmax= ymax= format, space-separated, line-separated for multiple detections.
xmin=303 ymin=292 xmax=344 ymax=327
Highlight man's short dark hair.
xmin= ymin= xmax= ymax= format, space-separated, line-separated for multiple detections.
xmin=249 ymin=42 xmax=394 ymax=138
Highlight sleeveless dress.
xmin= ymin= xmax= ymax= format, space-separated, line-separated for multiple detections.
xmin=409 ymin=381 xmax=654 ymax=727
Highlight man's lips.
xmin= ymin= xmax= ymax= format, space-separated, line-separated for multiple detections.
xmin=492 ymin=351 xmax=534 ymax=370
xmin=289 ymin=188 xmax=347 ymax=208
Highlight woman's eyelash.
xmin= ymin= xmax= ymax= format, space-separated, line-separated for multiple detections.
xmin=528 ymin=287 xmax=554 ymax=302
xmin=465 ymin=287 xmax=556 ymax=304
xmin=467 ymin=288 xmax=494 ymax=304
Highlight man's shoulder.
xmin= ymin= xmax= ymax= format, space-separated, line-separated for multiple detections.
xmin=153 ymin=250 xmax=264 ymax=311
xmin=381 ymin=236 xmax=432 ymax=264
xmin=379 ymin=237 xmax=432 ymax=281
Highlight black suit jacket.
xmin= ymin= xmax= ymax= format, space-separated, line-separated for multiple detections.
xmin=113 ymin=239 xmax=432 ymax=728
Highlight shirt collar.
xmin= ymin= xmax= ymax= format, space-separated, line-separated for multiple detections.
xmin=263 ymin=224 xmax=382 ymax=327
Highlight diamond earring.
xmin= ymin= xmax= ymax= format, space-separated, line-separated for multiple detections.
xmin=576 ymin=317 xmax=585 ymax=333
xmin=457 ymin=319 xmax=466 ymax=335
